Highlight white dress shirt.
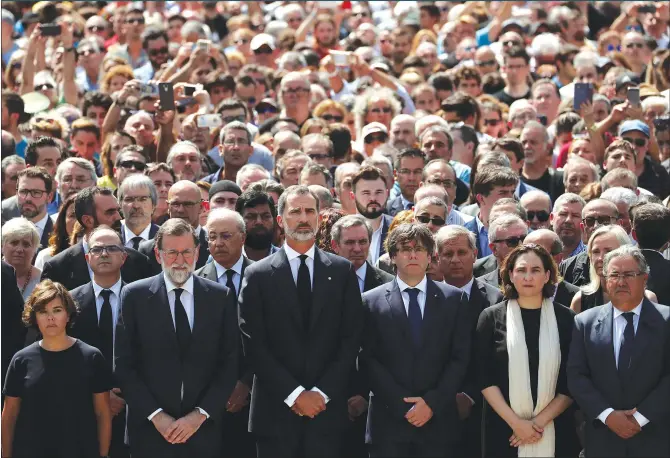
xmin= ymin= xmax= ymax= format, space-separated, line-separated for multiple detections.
xmin=32 ymin=213 xmax=50 ymax=241
xmin=213 ymin=255 xmax=244 ymax=293
xmin=82 ymin=239 xmax=94 ymax=280
xmin=356 ymin=262 xmax=367 ymax=293
xmin=459 ymin=277 xmax=475 ymax=300
xmin=597 ymin=301 xmax=649 ymax=428
xmin=122 ymin=221 xmax=152 ymax=249
xmin=92 ymin=277 xmax=122 ymax=352
xmin=395 ymin=275 xmax=428 ymax=318
xmin=367 ymin=220 xmax=383 ymax=266
xmin=282 ymin=243 xmax=330 ymax=407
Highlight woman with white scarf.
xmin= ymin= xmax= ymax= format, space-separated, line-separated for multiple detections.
xmin=475 ymin=244 xmax=580 ymax=457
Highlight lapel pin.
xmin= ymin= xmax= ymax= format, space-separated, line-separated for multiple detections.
xmin=328 ymin=277 xmax=332 ymax=280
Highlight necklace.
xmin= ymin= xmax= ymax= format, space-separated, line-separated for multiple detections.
xmin=19 ymin=268 xmax=33 ymax=296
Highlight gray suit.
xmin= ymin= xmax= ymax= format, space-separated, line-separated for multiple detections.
xmin=1 ymin=196 xmax=20 ymax=226
xmin=567 ymin=300 xmax=670 ymax=457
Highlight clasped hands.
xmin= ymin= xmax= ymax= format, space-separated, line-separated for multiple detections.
xmin=605 ymin=409 xmax=641 ymax=439
xmin=404 ymin=397 xmax=433 ymax=427
xmin=509 ymin=419 xmax=544 ymax=448
xmin=152 ymin=410 xmax=206 ymax=444
xmin=291 ymin=391 xmax=327 ymax=418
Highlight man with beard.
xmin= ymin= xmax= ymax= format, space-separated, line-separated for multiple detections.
xmin=139 ymin=181 xmax=210 ymax=275
xmin=551 ymin=193 xmax=587 ymax=260
xmin=115 ymin=218 xmax=239 ymax=458
xmin=302 ymin=13 xmax=340 ymax=59
xmin=390 ymin=115 xmax=417 ymax=150
xmin=195 ymin=208 xmax=255 ymax=458
xmin=41 ymin=186 xmax=150 ymax=290
xmin=239 ymin=185 xmax=363 ymax=457
xmin=134 ymin=28 xmax=171 ymax=83
xmin=235 ymin=189 xmax=279 ymax=261
xmin=390 ymin=28 xmax=412 ymax=76
xmin=352 ymin=166 xmax=393 ymax=266
xmin=118 ymin=175 xmax=160 ymax=250
xmin=15 ymin=167 xmax=54 ymax=249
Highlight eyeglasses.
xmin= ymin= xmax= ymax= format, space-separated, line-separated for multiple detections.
xmin=167 ymin=200 xmax=202 ymax=209
xmin=125 ymin=17 xmax=145 ymax=25
xmin=365 ymin=134 xmax=388 ymax=144
xmin=122 ymin=195 xmax=151 ymax=204
xmin=527 ymin=210 xmax=550 ymax=222
xmin=283 ymin=87 xmax=309 ymax=95
xmin=160 ymin=248 xmax=196 ymax=261
xmin=416 ymin=215 xmax=446 ymax=226
xmin=321 ymin=114 xmax=344 ymax=122
xmin=34 ymin=83 xmax=54 ymax=91
xmin=77 ymin=49 xmax=97 ymax=57
xmin=582 ymin=216 xmax=616 ymax=227
xmin=606 ymin=44 xmax=621 ymax=52
xmin=625 ymin=42 xmax=644 ymax=49
xmin=622 ymin=137 xmax=647 ymax=147
xmin=398 ymin=168 xmax=423 ymax=176
xmin=223 ymin=138 xmax=250 ymax=146
xmin=398 ymin=245 xmax=428 ymax=255
xmin=502 ymin=40 xmax=521 ymax=47
xmin=253 ymin=47 xmax=273 ymax=55
xmin=61 ymin=176 xmax=91 ymax=185
xmin=11 ymin=62 xmax=21 ymax=69
xmin=605 ymin=271 xmax=645 ymax=281
xmin=369 ymin=107 xmax=392 ymax=114
xmin=493 ymin=235 xmax=524 ymax=247
xmin=118 ymin=160 xmax=146 ymax=170
xmin=89 ymin=245 xmax=125 ymax=256
xmin=221 ymin=114 xmax=246 ymax=124
xmin=476 ymin=59 xmax=496 ymax=67
xmin=308 ymin=153 xmax=331 ymax=161
xmin=426 ymin=178 xmax=455 ymax=189
xmin=87 ymin=25 xmax=105 ymax=33
xmin=353 ymin=11 xmax=370 ymax=17
xmin=483 ymin=118 xmax=501 ymax=126
xmin=148 ymin=47 xmax=169 ymax=57
xmin=17 ymin=188 xmax=47 ymax=198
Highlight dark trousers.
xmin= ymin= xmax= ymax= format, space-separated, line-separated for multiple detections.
xmin=341 ymin=414 xmax=368 ymax=458
xmin=256 ymin=430 xmax=341 ymax=458
xmin=369 ymin=439 xmax=450 ymax=458
xmin=221 ymin=405 xmax=255 ymax=458
xmin=110 ymin=409 xmax=129 ymax=458
xmin=455 ymin=403 xmax=482 ymax=458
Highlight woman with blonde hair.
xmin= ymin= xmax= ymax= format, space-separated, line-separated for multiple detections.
xmin=570 ymin=225 xmax=657 ymax=313
xmin=410 ymin=29 xmax=438 ymax=54
xmin=100 ymin=65 xmax=134 ymax=94
xmin=1 ymin=218 xmax=42 ymax=301
xmin=313 ymin=100 xmax=347 ymax=124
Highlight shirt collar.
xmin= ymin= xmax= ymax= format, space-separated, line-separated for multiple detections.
xmin=396 ymin=275 xmax=428 ymax=295
xmin=612 ymin=299 xmax=644 ymax=319
xmin=356 ymin=262 xmax=368 ymax=282
xmin=82 ymin=238 xmax=89 ymax=253
xmin=476 ymin=215 xmax=486 ymax=233
xmin=284 ymin=242 xmax=315 ymax=262
xmin=32 ymin=213 xmax=49 ymax=232
xmin=400 ymin=195 xmax=413 ymax=209
xmin=92 ymin=277 xmax=122 ymax=299
xmin=213 ymin=255 xmax=244 ymax=279
xmin=163 ymin=272 xmax=194 ymax=296
xmin=122 ymin=221 xmax=152 ymax=241
xmin=461 ymin=276 xmax=475 ymax=298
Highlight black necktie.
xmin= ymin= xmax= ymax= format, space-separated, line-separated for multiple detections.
xmin=99 ymin=289 xmax=114 ymax=370
xmin=225 ymin=269 xmax=236 ymax=297
xmin=406 ymin=288 xmax=422 ymax=349
xmin=405 ymin=202 xmax=413 ymax=210
xmin=173 ymin=288 xmax=192 ymax=360
xmin=297 ymin=255 xmax=312 ymax=327
xmin=130 ymin=236 xmax=143 ymax=251
xmin=618 ymin=312 xmax=636 ymax=378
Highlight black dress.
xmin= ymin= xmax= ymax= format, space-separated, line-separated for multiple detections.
xmin=580 ymin=288 xmax=604 ymax=313
xmin=3 ymin=339 xmax=112 ymax=458
xmin=475 ymin=300 xmax=580 ymax=458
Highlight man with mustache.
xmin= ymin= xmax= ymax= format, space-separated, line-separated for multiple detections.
xmin=15 ymin=167 xmax=54 ymax=250
xmin=115 ymin=218 xmax=239 ymax=457
xmin=551 ymin=193 xmax=587 ymax=260
xmin=118 ymin=174 xmax=159 ymax=250
xmin=239 ymin=185 xmax=363 ymax=457
xmin=41 ymin=186 xmax=150 ymax=290
xmin=352 ymin=166 xmax=393 ymax=266
xmin=235 ymin=189 xmax=280 ymax=262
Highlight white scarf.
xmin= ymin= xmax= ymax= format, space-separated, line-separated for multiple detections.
xmin=506 ymin=298 xmax=561 ymax=458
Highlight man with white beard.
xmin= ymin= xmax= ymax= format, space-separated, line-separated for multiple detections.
xmin=115 ymin=218 xmax=239 ymax=457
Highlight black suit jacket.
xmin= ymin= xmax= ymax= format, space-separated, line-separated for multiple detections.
xmin=139 ymin=227 xmax=209 ymax=275
xmin=238 ymin=247 xmax=364 ymax=438
xmin=386 ymin=195 xmax=409 ymax=217
xmin=361 ymin=279 xmax=470 ymax=445
xmin=567 ymin=300 xmax=670 ymax=457
xmin=1 ymin=262 xmax=27 ymax=389
xmin=38 ymin=217 xmax=53 ymax=251
xmin=376 ymin=214 xmax=394 ymax=260
xmin=478 ymin=268 xmax=579 ymax=308
xmin=559 ymin=251 xmax=590 ymax=287
xmin=41 ymin=241 xmax=150 ymax=291
xmin=363 ymin=261 xmax=394 ymax=293
xmin=115 ymin=274 xmax=239 ymax=457
xmin=642 ymin=249 xmax=670 ymax=306
xmin=120 ymin=222 xmax=160 ymax=245
xmin=473 ymin=255 xmax=497 ymax=278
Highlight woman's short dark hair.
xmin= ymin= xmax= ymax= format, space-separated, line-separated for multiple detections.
xmin=385 ymin=223 xmax=435 ymax=259
xmin=500 ymin=244 xmax=559 ymax=299
xmin=22 ymin=280 xmax=80 ymax=329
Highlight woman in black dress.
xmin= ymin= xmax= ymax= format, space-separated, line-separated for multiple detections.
xmin=475 ymin=244 xmax=579 ymax=458
xmin=2 ymin=280 xmax=112 ymax=458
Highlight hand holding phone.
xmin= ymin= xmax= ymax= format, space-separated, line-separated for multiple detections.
xmin=39 ymin=23 xmax=62 ymax=37
xmin=627 ymin=87 xmax=641 ymax=108
xmin=158 ymin=83 xmax=175 ymax=111
xmin=573 ymin=83 xmax=594 ymax=111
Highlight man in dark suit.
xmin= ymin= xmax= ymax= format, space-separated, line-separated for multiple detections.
xmin=351 ymin=165 xmax=394 ymax=266
xmin=568 ymin=245 xmax=670 ymax=457
xmin=195 ymin=208 xmax=255 ymax=458
xmin=435 ymin=225 xmax=503 ymax=457
xmin=631 ymin=203 xmax=670 ymax=306
xmin=118 ymin=174 xmax=160 ymax=250
xmin=362 ymin=223 xmax=470 ymax=457
xmin=115 ymin=219 xmax=239 ymax=458
xmin=386 ymin=149 xmax=426 ymax=217
xmin=14 ymin=166 xmax=54 ymax=249
xmin=1 ymin=261 xmax=27 ymax=391
xmin=41 ymin=186 xmax=150 ymax=290
xmin=239 ymin=185 xmax=364 ymax=457
xmin=139 ymin=180 xmax=209 ymax=274
xmin=69 ymin=226 xmax=129 ymax=457
xmin=331 ymin=214 xmax=393 ymax=458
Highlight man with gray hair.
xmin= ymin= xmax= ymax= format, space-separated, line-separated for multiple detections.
xmin=477 ymin=214 xmax=529 ymax=287
xmin=568 ymin=244 xmax=670 ymax=458
xmin=202 ymin=121 xmax=253 ymax=184
xmin=520 ymin=120 xmax=565 ymax=202
xmin=601 ymin=187 xmax=638 ymax=235
xmin=167 ymin=141 xmax=203 ymax=182
xmin=118 ymin=174 xmax=160 ymax=250
xmin=1 ymin=155 xmax=26 ymax=223
xmin=299 ymin=163 xmax=331 ymax=189
xmin=390 ymin=114 xmax=417 ymax=150
xmin=236 ymin=164 xmax=271 ymax=191
xmin=551 ymin=193 xmax=587 ymax=259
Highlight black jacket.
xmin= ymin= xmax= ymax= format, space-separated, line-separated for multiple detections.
xmin=473 ymin=255 xmax=497 ymax=278
xmin=1 ymin=262 xmax=27 ymax=389
xmin=641 ymin=249 xmax=670 ymax=306
xmin=478 ymin=268 xmax=579 ymax=307
xmin=559 ymin=250 xmax=590 ymax=288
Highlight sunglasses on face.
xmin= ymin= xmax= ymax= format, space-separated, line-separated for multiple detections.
xmin=582 ymin=216 xmax=615 ymax=227
xmin=78 ymin=49 xmax=97 ymax=57
xmin=476 ymin=59 xmax=496 ymax=67
xmin=369 ymin=107 xmax=392 ymax=114
xmin=118 ymin=160 xmax=146 ymax=170
xmin=88 ymin=25 xmax=105 ymax=33
xmin=321 ymin=114 xmax=344 ymax=122
xmin=353 ymin=11 xmax=370 ymax=17
xmin=625 ymin=42 xmax=644 ymax=49
xmin=125 ymin=17 xmax=145 ymax=25
xmin=503 ymin=40 xmax=521 ymax=47
xmin=493 ymin=235 xmax=524 ymax=247
xmin=89 ymin=245 xmax=125 ymax=256
xmin=34 ymin=83 xmax=54 ymax=91
xmin=364 ymin=134 xmax=388 ymax=144
xmin=253 ymin=47 xmax=273 ymax=55
xmin=148 ymin=47 xmax=169 ymax=57
xmin=483 ymin=118 xmax=501 ymax=126
xmin=11 ymin=62 xmax=21 ymax=69
xmin=256 ymin=106 xmax=277 ymax=114
xmin=622 ymin=137 xmax=647 ymax=147
xmin=416 ymin=215 xmax=446 ymax=226
xmin=527 ymin=210 xmax=550 ymax=222
xmin=221 ymin=114 xmax=246 ymax=124
xmin=606 ymin=44 xmax=621 ymax=52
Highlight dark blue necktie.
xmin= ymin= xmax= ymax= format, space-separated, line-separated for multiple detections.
xmin=406 ymin=288 xmax=422 ymax=348
xmin=618 ymin=312 xmax=635 ymax=379
xmin=405 ymin=202 xmax=413 ymax=210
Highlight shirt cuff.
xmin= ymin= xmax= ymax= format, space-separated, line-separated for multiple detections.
xmin=461 ymin=392 xmax=475 ymax=406
xmin=148 ymin=408 xmax=163 ymax=421
xmin=195 ymin=407 xmax=210 ymax=419
xmin=598 ymin=408 xmax=614 ymax=424
xmin=284 ymin=386 xmax=305 ymax=407
xmin=633 ymin=411 xmax=649 ymax=427
xmin=311 ymin=387 xmax=330 ymax=404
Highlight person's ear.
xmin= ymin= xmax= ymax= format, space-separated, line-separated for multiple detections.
xmin=631 ymin=229 xmax=638 ymax=242
xmin=330 ymin=239 xmax=339 ymax=254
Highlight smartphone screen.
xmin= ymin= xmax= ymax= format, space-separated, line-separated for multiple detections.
xmin=40 ymin=23 xmax=62 ymax=36
xmin=158 ymin=83 xmax=175 ymax=111
xmin=627 ymin=87 xmax=641 ymax=108
xmin=573 ymin=83 xmax=593 ymax=111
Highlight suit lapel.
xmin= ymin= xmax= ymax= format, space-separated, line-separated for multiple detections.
xmin=378 ymin=215 xmax=391 ymax=258
xmin=199 ymin=262 xmax=218 ymax=282
xmin=420 ymin=280 xmax=442 ymax=349
xmin=72 ymin=243 xmax=91 ymax=284
xmin=468 ymin=279 xmax=486 ymax=319
xmin=386 ymin=281 xmax=411 ymax=344
xmin=149 ymin=223 xmax=159 ymax=239
xmin=149 ymin=274 xmax=179 ymax=351
xmin=629 ymin=299 xmax=660 ymax=373
xmin=363 ymin=262 xmax=377 ymax=292
xmin=595 ymin=303 xmax=623 ymax=393
xmin=271 ymin=248 xmax=303 ymax=328
xmin=80 ymin=283 xmax=100 ymax=340
xmin=40 ymin=217 xmax=53 ymax=249
xmin=308 ymin=248 xmax=332 ymax=333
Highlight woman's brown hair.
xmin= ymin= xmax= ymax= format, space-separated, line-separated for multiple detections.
xmin=100 ymin=131 xmax=136 ymax=179
xmin=315 ymin=207 xmax=346 ymax=253
xmin=47 ymin=194 xmax=77 ymax=257
xmin=22 ymin=279 xmax=80 ymax=329
xmin=500 ymin=244 xmax=559 ymax=299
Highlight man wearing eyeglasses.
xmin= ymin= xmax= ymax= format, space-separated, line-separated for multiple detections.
xmin=619 ymin=120 xmax=670 ymax=200
xmin=108 ymin=6 xmax=148 ymax=70
xmin=519 ymin=190 xmax=552 ymax=230
xmin=118 ymin=174 xmax=159 ymax=251
xmin=279 ymin=72 xmax=312 ymax=127
xmin=134 ymin=28 xmax=170 ymax=84
xmin=15 ymin=167 xmax=54 ymax=249
xmin=70 ymin=226 xmax=129 ymax=458
xmin=387 ymin=148 xmax=426 ymax=217
xmin=75 ymin=37 xmax=104 ymax=92
xmin=113 ymin=146 xmax=148 ymax=189
xmin=250 ymin=33 xmax=278 ymax=70
xmin=477 ymin=214 xmax=528 ymax=288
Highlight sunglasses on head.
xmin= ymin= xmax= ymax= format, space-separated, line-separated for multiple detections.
xmin=493 ymin=235 xmax=524 ymax=247
xmin=527 ymin=210 xmax=550 ymax=222
xmin=321 ymin=114 xmax=344 ymax=122
xmin=118 ymin=160 xmax=146 ymax=171
xmin=149 ymin=47 xmax=169 ymax=57
xmin=582 ymin=216 xmax=615 ymax=227
xmin=416 ymin=215 xmax=446 ymax=226
xmin=622 ymin=137 xmax=647 ymax=147
xmin=364 ymin=134 xmax=388 ymax=144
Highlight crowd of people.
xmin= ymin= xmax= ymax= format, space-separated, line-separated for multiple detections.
xmin=1 ymin=1 xmax=670 ymax=457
